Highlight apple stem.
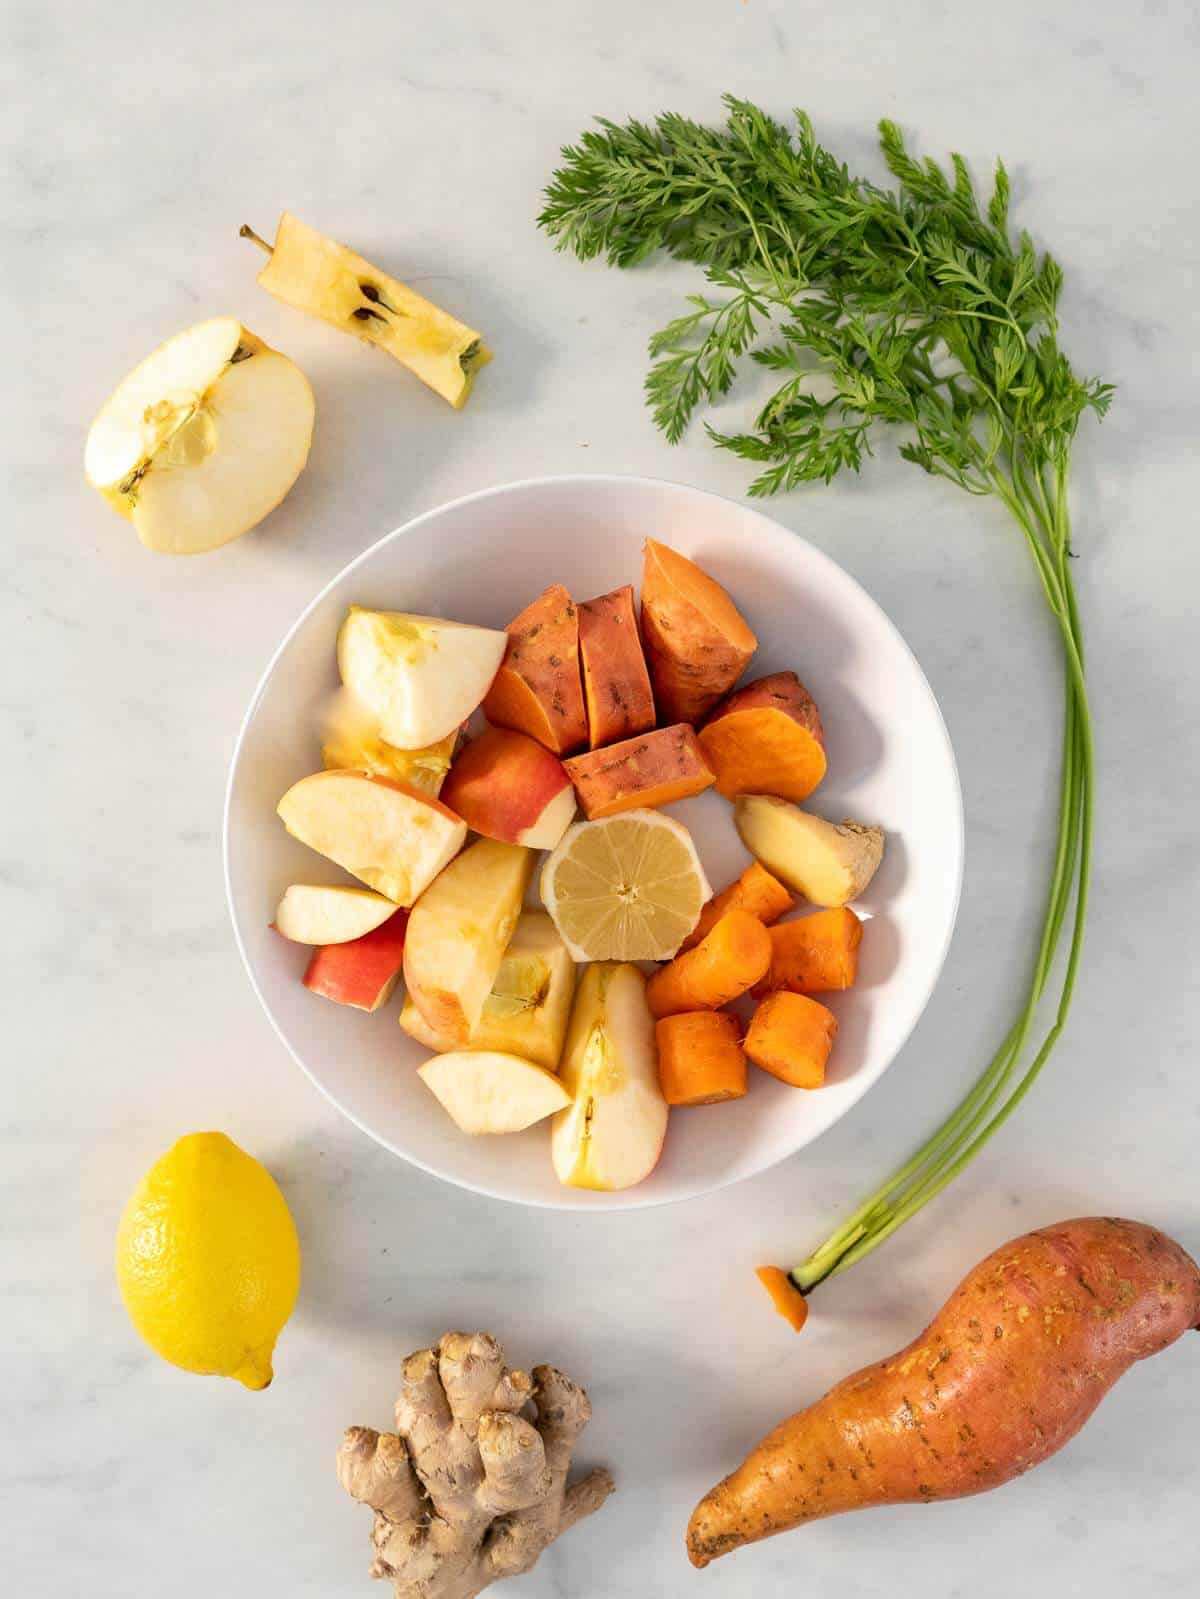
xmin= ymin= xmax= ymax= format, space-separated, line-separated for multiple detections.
xmin=239 ymin=224 xmax=274 ymax=257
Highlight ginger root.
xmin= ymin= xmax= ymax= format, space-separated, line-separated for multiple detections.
xmin=338 ymin=1331 xmax=614 ymax=1599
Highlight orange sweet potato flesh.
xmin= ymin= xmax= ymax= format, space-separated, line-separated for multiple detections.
xmin=754 ymin=908 xmax=863 ymax=995
xmin=743 ymin=991 xmax=836 ymax=1087
xmin=656 ymin=1011 xmax=747 ymax=1105
xmin=647 ymin=908 xmax=771 ymax=1017
xmin=564 ymin=724 xmax=714 ymax=819
xmin=698 ymin=671 xmax=826 ymax=802
xmin=578 ymin=584 xmax=656 ymax=748
xmin=482 ymin=584 xmax=588 ymax=755
xmin=688 ymin=1218 xmax=1200 ymax=1567
xmin=681 ymin=861 xmax=794 ymax=952
xmin=641 ymin=539 xmax=758 ymax=724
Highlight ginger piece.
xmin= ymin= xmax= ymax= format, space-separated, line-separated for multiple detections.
xmin=338 ymin=1331 xmax=614 ymax=1599
xmin=734 ymin=795 xmax=884 ymax=907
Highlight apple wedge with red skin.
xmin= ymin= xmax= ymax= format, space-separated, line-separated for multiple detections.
xmin=302 ymin=910 xmax=408 ymax=1011
xmin=440 ymin=727 xmax=576 ymax=849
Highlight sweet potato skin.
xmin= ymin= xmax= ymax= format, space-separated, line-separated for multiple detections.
xmin=688 ymin=1217 xmax=1200 ymax=1567
xmin=698 ymin=671 xmax=826 ymax=801
xmin=640 ymin=539 xmax=757 ymax=724
xmin=564 ymin=724 xmax=715 ymax=819
xmin=482 ymin=584 xmax=589 ymax=754
xmin=578 ymin=585 xmax=656 ymax=748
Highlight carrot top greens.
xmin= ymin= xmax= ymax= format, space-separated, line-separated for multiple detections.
xmin=540 ymin=99 xmax=1108 ymax=1293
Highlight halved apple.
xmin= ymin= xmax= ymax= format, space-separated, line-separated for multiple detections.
xmin=273 ymin=883 xmax=398 ymax=945
xmin=277 ymin=769 xmax=466 ymax=907
xmin=402 ymin=838 xmax=534 ymax=1044
xmin=84 ymin=317 xmax=314 ymax=554
xmin=418 ymin=1051 xmax=570 ymax=1134
xmin=337 ymin=607 xmax=507 ymax=749
xmin=399 ymin=911 xmax=576 ymax=1069
xmin=320 ymin=687 xmax=459 ymax=797
xmin=440 ymin=728 xmax=576 ymax=849
xmin=550 ymin=963 xmax=669 ymax=1191
xmin=302 ymin=911 xmax=408 ymax=1011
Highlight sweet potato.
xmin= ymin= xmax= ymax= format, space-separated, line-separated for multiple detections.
xmin=577 ymin=585 xmax=656 ymax=747
xmin=640 ymin=539 xmax=757 ymax=723
xmin=655 ymin=1012 xmax=747 ymax=1105
xmin=754 ymin=907 xmax=863 ymax=995
xmin=564 ymin=724 xmax=715 ymax=819
xmin=735 ymin=795 xmax=885 ymax=906
xmin=481 ymin=584 xmax=588 ymax=755
xmin=647 ymin=909 xmax=772 ymax=1018
xmin=698 ymin=671 xmax=826 ymax=801
xmin=688 ymin=1217 xmax=1200 ymax=1567
xmin=743 ymin=991 xmax=836 ymax=1087
xmin=681 ymin=861 xmax=794 ymax=952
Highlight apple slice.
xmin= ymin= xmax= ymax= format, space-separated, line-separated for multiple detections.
xmin=273 ymin=883 xmax=398 ymax=945
xmin=440 ymin=728 xmax=576 ymax=849
xmin=337 ymin=607 xmax=506 ymax=749
xmin=244 ymin=212 xmax=491 ymax=409
xmin=403 ymin=838 xmax=535 ymax=1044
xmin=321 ymin=687 xmax=459 ymax=797
xmin=418 ymin=1051 xmax=570 ymax=1134
xmin=551 ymin=963 xmax=669 ymax=1192
xmin=84 ymin=317 xmax=314 ymax=554
xmin=277 ymin=770 xmax=466 ymax=907
xmin=400 ymin=911 xmax=576 ymax=1070
xmin=302 ymin=911 xmax=408 ymax=1011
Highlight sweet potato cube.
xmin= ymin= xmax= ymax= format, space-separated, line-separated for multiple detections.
xmin=482 ymin=584 xmax=589 ymax=755
xmin=641 ymin=539 xmax=758 ymax=724
xmin=655 ymin=1012 xmax=748 ymax=1106
xmin=744 ymin=990 xmax=837 ymax=1088
xmin=680 ymin=861 xmax=795 ymax=952
xmin=754 ymin=908 xmax=864 ymax=996
xmin=698 ymin=671 xmax=826 ymax=802
xmin=577 ymin=584 xmax=656 ymax=748
xmin=563 ymin=724 xmax=715 ymax=819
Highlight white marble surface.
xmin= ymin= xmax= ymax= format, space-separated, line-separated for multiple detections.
xmin=7 ymin=0 xmax=1199 ymax=1592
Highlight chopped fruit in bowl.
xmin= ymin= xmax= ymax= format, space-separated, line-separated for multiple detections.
xmin=225 ymin=476 xmax=961 ymax=1208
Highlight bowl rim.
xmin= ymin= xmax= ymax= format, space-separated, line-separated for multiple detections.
xmin=223 ymin=472 xmax=964 ymax=1210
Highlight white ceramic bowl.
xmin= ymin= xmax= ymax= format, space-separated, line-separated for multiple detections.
xmin=225 ymin=475 xmax=962 ymax=1209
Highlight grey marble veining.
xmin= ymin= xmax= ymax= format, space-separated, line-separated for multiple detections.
xmin=5 ymin=0 xmax=1199 ymax=1593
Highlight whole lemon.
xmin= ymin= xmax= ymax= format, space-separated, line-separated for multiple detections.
xmin=116 ymin=1132 xmax=300 ymax=1389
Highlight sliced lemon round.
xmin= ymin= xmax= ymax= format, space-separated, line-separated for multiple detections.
xmin=540 ymin=810 xmax=711 ymax=962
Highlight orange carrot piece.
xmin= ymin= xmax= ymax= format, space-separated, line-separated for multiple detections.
xmin=564 ymin=724 xmax=714 ymax=819
xmin=744 ymin=991 xmax=837 ymax=1088
xmin=681 ymin=861 xmax=795 ymax=952
xmin=647 ymin=908 xmax=772 ymax=1018
xmin=655 ymin=1012 xmax=748 ymax=1106
xmin=754 ymin=908 xmax=864 ymax=996
xmin=577 ymin=584 xmax=656 ymax=748
xmin=756 ymin=1266 xmax=810 ymax=1333
xmin=698 ymin=671 xmax=826 ymax=802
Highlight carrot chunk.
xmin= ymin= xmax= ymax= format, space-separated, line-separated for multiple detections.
xmin=756 ymin=1266 xmax=810 ymax=1333
xmin=744 ymin=991 xmax=837 ymax=1088
xmin=655 ymin=1012 xmax=748 ymax=1106
xmin=754 ymin=908 xmax=864 ymax=995
xmin=681 ymin=861 xmax=795 ymax=952
xmin=647 ymin=908 xmax=771 ymax=1018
